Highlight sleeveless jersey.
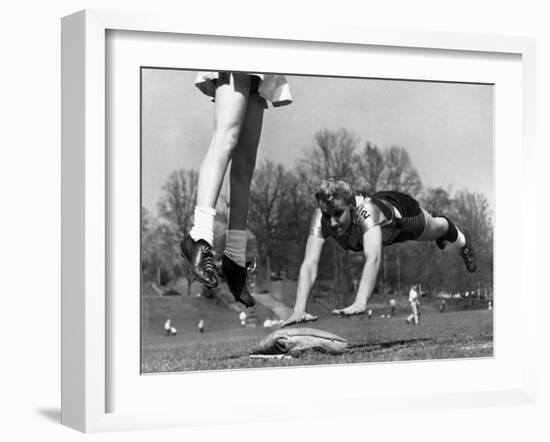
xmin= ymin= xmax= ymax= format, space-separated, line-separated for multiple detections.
xmin=309 ymin=194 xmax=402 ymax=250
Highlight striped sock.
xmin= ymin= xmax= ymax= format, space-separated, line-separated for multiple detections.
xmin=439 ymin=216 xmax=465 ymax=249
xmin=225 ymin=230 xmax=247 ymax=267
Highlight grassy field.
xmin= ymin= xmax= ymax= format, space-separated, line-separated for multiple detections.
xmin=141 ymin=308 xmax=493 ymax=373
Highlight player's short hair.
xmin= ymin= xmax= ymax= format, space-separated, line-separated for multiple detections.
xmin=314 ymin=177 xmax=354 ymax=205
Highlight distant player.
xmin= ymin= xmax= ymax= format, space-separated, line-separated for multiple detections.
xmin=468 ymin=290 xmax=474 ymax=309
xmin=239 ymin=311 xmax=247 ymax=327
xmin=406 ymin=285 xmax=420 ymax=325
xmin=282 ymin=177 xmax=476 ymax=327
xmin=439 ymin=299 xmax=446 ymax=313
xmin=198 ymin=319 xmax=205 ymax=333
xmin=464 ymin=291 xmax=470 ymax=309
xmin=389 ymin=298 xmax=397 ymax=317
xmin=164 ymin=319 xmax=172 ymax=336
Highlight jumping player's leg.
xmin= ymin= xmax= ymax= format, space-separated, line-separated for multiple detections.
xmin=181 ymin=74 xmax=251 ymax=288
xmin=227 ymin=92 xmax=264 ymax=232
xmin=222 ymin=91 xmax=265 ymax=307
xmin=195 ymin=73 xmax=251 ymax=213
xmin=418 ymin=209 xmax=477 ymax=272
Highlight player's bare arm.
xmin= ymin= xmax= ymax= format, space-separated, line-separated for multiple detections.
xmin=281 ymin=234 xmax=324 ymax=327
xmin=332 ymin=225 xmax=382 ymax=316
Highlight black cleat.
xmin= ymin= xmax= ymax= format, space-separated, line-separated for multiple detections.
xmin=459 ymin=229 xmax=477 ymax=273
xmin=221 ymin=255 xmax=255 ymax=307
xmin=180 ymin=235 xmax=218 ymax=288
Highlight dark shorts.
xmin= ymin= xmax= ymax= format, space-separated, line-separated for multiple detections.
xmin=212 ymin=72 xmax=266 ymax=108
xmin=373 ymin=191 xmax=426 ymax=244
xmin=215 ymin=72 xmax=261 ymax=94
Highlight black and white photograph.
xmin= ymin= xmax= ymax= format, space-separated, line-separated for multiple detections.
xmin=140 ymin=69 xmax=494 ymax=373
xmin=3 ymin=0 xmax=547 ymax=438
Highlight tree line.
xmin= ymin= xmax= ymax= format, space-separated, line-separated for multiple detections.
xmin=142 ymin=128 xmax=493 ymax=303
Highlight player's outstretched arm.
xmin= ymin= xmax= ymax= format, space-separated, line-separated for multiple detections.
xmin=281 ymin=235 xmax=324 ymax=327
xmin=332 ymin=226 xmax=382 ymax=315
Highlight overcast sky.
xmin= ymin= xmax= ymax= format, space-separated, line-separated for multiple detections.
xmin=141 ymin=69 xmax=493 ymax=215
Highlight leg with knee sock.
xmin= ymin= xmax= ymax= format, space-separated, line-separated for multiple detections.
xmin=433 ymin=214 xmax=477 ymax=273
xmin=434 ymin=215 xmax=465 ymax=250
xmin=189 ymin=206 xmax=216 ymax=245
xmin=221 ymin=229 xmax=255 ymax=307
xmin=225 ymin=229 xmax=247 ymax=267
xmin=180 ymin=206 xmax=218 ymax=288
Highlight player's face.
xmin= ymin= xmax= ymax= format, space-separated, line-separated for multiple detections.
xmin=320 ymin=199 xmax=352 ymax=235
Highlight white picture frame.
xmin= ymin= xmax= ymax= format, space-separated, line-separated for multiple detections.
xmin=61 ymin=9 xmax=537 ymax=433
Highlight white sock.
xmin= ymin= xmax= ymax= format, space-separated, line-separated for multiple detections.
xmin=225 ymin=229 xmax=247 ymax=267
xmin=189 ymin=206 xmax=216 ymax=245
xmin=451 ymin=229 xmax=466 ymax=249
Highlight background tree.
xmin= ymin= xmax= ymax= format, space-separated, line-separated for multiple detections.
xmin=248 ymin=160 xmax=287 ymax=286
xmin=379 ymin=146 xmax=423 ymax=196
xmin=354 ymin=142 xmax=384 ymax=193
xmin=141 ymin=207 xmax=157 ymax=285
xmin=299 ymin=129 xmax=359 ymax=190
xmin=272 ymin=169 xmax=316 ymax=279
xmin=421 ymin=187 xmax=454 ymax=213
xmin=157 ymin=169 xmax=198 ymax=236
xmin=141 ymin=211 xmax=185 ymax=290
xmin=141 ymin=169 xmax=198 ymax=292
xmin=452 ymin=190 xmax=493 ymax=291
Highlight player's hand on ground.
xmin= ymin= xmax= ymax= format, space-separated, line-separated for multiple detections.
xmin=281 ymin=311 xmax=318 ymax=328
xmin=331 ymin=303 xmax=367 ymax=316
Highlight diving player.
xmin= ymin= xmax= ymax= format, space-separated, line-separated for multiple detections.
xmin=282 ymin=177 xmax=476 ymax=326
